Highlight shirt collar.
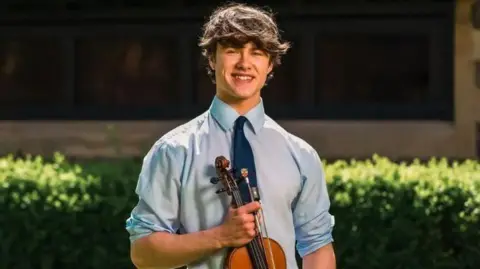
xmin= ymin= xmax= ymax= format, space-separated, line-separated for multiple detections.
xmin=209 ymin=96 xmax=265 ymax=134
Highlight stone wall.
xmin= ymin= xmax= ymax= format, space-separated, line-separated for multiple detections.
xmin=470 ymin=0 xmax=480 ymax=157
xmin=0 ymin=0 xmax=478 ymax=160
xmin=455 ymin=0 xmax=480 ymax=158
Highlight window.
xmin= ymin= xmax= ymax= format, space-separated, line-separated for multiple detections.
xmin=262 ymin=36 xmax=300 ymax=105
xmin=0 ymin=38 xmax=64 ymax=107
xmin=74 ymin=37 xmax=180 ymax=107
xmin=303 ymin=13 xmax=453 ymax=120
xmin=315 ymin=33 xmax=430 ymax=104
xmin=192 ymin=48 xmax=215 ymax=106
xmin=0 ymin=3 xmax=453 ymax=121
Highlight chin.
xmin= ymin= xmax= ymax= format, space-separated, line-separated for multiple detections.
xmin=220 ymin=81 xmax=260 ymax=100
xmin=232 ymin=90 xmax=258 ymax=100
xmin=229 ymin=85 xmax=258 ymax=97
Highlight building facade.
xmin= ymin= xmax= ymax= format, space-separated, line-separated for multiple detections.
xmin=0 ymin=0 xmax=477 ymax=160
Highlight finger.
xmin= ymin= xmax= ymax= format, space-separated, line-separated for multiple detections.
xmin=226 ymin=206 xmax=236 ymax=217
xmin=242 ymin=221 xmax=256 ymax=237
xmin=241 ymin=213 xmax=255 ymax=223
xmin=247 ymin=226 xmax=257 ymax=237
xmin=238 ymin=201 xmax=261 ymax=214
xmin=244 ymin=222 xmax=256 ymax=231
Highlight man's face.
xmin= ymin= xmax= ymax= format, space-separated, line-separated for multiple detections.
xmin=210 ymin=41 xmax=273 ymax=103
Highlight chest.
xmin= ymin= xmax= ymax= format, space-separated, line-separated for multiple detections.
xmin=177 ymin=131 xmax=302 ymax=231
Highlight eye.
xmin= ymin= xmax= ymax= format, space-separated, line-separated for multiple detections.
xmin=252 ymin=50 xmax=266 ymax=56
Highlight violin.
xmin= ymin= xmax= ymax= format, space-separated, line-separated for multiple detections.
xmin=212 ymin=156 xmax=287 ymax=269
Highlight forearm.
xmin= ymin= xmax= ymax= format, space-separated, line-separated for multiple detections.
xmin=131 ymin=227 xmax=224 ymax=269
xmin=303 ymin=243 xmax=336 ymax=269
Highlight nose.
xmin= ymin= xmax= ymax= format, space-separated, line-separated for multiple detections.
xmin=235 ymin=50 xmax=252 ymax=70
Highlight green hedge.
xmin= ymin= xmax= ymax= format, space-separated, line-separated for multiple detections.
xmin=1 ymin=153 xmax=479 ymax=269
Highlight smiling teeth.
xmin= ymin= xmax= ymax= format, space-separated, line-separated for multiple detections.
xmin=236 ymin=76 xmax=251 ymax=80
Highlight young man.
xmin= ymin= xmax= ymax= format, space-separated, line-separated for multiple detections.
xmin=126 ymin=3 xmax=336 ymax=269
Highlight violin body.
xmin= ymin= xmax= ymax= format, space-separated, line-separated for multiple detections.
xmin=223 ymin=237 xmax=287 ymax=269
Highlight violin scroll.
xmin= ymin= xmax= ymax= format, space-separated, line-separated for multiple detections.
xmin=215 ymin=156 xmax=230 ymax=170
xmin=212 ymin=156 xmax=239 ymax=196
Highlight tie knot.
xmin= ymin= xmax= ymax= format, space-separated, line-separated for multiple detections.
xmin=235 ymin=116 xmax=248 ymax=132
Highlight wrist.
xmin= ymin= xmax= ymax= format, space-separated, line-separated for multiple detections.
xmin=204 ymin=225 xmax=228 ymax=250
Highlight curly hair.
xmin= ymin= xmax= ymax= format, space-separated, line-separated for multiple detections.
xmin=198 ymin=2 xmax=291 ymax=83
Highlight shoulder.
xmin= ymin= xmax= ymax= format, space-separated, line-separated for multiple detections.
xmin=144 ymin=111 xmax=209 ymax=164
xmin=263 ymin=115 xmax=322 ymax=165
xmin=264 ymin=115 xmax=320 ymax=157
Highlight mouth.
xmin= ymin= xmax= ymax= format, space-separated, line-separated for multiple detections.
xmin=231 ymin=73 xmax=255 ymax=82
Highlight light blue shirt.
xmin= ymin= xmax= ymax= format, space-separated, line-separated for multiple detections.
xmin=126 ymin=96 xmax=335 ymax=269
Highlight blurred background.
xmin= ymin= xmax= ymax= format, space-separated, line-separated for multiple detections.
xmin=0 ymin=0 xmax=479 ymax=269
xmin=0 ymin=0 xmax=478 ymax=161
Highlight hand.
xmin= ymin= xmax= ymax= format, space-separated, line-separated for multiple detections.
xmin=218 ymin=201 xmax=262 ymax=248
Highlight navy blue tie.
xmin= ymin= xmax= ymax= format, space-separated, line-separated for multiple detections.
xmin=233 ymin=116 xmax=257 ymax=205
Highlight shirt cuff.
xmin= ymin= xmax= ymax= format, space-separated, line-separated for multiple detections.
xmin=296 ymin=215 xmax=335 ymax=257
xmin=125 ymin=214 xmax=174 ymax=243
xmin=297 ymin=229 xmax=334 ymax=257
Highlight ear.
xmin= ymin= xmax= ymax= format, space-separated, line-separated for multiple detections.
xmin=267 ymin=62 xmax=273 ymax=74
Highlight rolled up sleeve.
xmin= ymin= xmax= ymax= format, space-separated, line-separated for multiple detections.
xmin=125 ymin=142 xmax=182 ymax=243
xmin=292 ymin=149 xmax=335 ymax=258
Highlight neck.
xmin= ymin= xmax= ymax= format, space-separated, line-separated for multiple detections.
xmin=216 ymin=93 xmax=260 ymax=116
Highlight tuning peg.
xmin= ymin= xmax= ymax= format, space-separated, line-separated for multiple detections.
xmin=216 ymin=188 xmax=226 ymax=194
xmin=210 ymin=177 xmax=220 ymax=184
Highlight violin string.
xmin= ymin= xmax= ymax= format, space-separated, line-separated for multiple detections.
xmin=232 ymin=188 xmax=267 ymax=269
xmin=219 ymin=161 xmax=265 ymax=266
xmin=258 ymin=207 xmax=276 ymax=269
xmin=254 ymin=213 xmax=269 ymax=266
xmin=255 ymin=213 xmax=267 ymax=251
xmin=245 ymin=181 xmax=272 ymax=269
xmin=232 ymin=186 xmax=267 ymax=269
xmin=244 ymin=178 xmax=270 ymax=267
xmin=243 ymin=178 xmax=270 ymax=269
xmin=228 ymin=167 xmax=267 ymax=269
xmin=254 ymin=229 xmax=269 ymax=269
